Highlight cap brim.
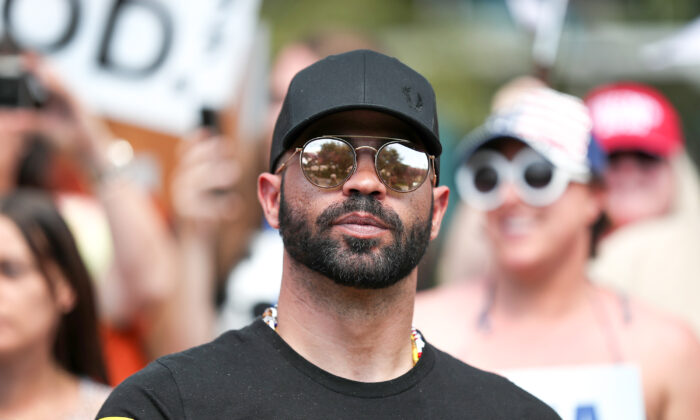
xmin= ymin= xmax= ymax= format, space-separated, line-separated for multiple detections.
xmin=456 ymin=127 xmax=593 ymax=178
xmin=599 ymin=134 xmax=678 ymax=158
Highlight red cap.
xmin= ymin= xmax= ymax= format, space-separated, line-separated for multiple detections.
xmin=584 ymin=82 xmax=683 ymax=157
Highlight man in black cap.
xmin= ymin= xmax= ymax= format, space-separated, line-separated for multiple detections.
xmin=97 ymin=50 xmax=559 ymax=419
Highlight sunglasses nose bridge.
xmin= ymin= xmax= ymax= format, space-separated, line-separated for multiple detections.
xmin=353 ymin=148 xmax=381 ymax=178
xmin=501 ymin=180 xmax=522 ymax=206
xmin=341 ymin=147 xmax=387 ymax=197
xmin=354 ymin=145 xmax=379 ymax=157
xmin=485 ymin=163 xmax=518 ymax=209
xmin=353 ymin=145 xmax=383 ymax=180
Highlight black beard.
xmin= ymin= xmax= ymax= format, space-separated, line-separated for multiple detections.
xmin=278 ymin=185 xmax=433 ymax=289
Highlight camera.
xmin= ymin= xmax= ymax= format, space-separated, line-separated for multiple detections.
xmin=0 ymin=35 xmax=48 ymax=109
xmin=0 ymin=54 xmax=48 ymax=108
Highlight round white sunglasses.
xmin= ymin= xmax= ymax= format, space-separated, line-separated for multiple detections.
xmin=456 ymin=148 xmax=590 ymax=210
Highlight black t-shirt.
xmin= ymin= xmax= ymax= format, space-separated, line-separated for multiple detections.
xmin=97 ymin=320 xmax=559 ymax=419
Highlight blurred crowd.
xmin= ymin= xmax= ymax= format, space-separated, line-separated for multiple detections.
xmin=0 ymin=13 xmax=699 ymax=420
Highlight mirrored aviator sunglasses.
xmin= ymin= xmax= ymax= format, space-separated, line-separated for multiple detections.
xmin=455 ymin=148 xmax=585 ymax=210
xmin=276 ymin=136 xmax=435 ymax=193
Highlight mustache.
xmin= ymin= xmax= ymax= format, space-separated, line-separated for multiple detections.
xmin=316 ymin=194 xmax=403 ymax=233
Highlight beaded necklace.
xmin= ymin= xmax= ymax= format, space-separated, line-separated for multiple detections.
xmin=262 ymin=306 xmax=425 ymax=366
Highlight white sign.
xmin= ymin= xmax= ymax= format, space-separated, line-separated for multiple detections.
xmin=502 ymin=364 xmax=645 ymax=420
xmin=0 ymin=0 xmax=261 ymax=135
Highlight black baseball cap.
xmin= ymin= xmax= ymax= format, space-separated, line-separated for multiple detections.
xmin=269 ymin=49 xmax=442 ymax=183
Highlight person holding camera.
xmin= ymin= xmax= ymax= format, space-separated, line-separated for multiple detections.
xmin=0 ymin=48 xmax=179 ymax=383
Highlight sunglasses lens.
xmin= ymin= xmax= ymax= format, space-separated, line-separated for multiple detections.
xmin=377 ymin=143 xmax=430 ymax=192
xmin=514 ymin=149 xmax=571 ymax=207
xmin=473 ymin=166 xmax=499 ymax=193
xmin=301 ymin=138 xmax=355 ymax=188
xmin=523 ymin=161 xmax=553 ymax=188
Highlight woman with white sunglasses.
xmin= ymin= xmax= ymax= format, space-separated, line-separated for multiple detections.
xmin=414 ymin=86 xmax=700 ymax=420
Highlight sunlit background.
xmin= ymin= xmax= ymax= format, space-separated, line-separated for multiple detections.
xmin=263 ymin=0 xmax=700 ymax=162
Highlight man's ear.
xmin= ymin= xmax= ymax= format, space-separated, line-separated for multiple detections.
xmin=430 ymin=186 xmax=450 ymax=240
xmin=258 ymin=173 xmax=282 ymax=229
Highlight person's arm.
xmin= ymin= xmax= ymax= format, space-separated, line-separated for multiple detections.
xmin=26 ymin=55 xmax=179 ymax=352
xmin=94 ymin=177 xmax=178 ymax=328
xmin=149 ymin=131 xmax=251 ymax=355
xmin=96 ymin=361 xmax=184 ymax=420
xmin=662 ymin=324 xmax=700 ymax=420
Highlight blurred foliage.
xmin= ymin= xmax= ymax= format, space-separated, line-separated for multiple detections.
xmin=261 ymin=0 xmax=416 ymax=54
xmin=260 ymin=0 xmax=700 ymax=163
xmin=260 ymin=0 xmax=700 ymax=288
xmin=599 ymin=0 xmax=700 ymax=21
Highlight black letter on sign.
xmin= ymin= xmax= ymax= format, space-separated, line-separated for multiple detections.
xmin=98 ymin=0 xmax=173 ymax=77
xmin=3 ymin=0 xmax=80 ymax=53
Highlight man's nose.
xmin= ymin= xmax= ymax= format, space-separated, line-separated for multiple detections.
xmin=342 ymin=152 xmax=387 ymax=198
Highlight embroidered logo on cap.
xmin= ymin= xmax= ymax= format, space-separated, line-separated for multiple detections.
xmin=402 ymin=86 xmax=423 ymax=111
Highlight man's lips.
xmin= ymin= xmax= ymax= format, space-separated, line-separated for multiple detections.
xmin=332 ymin=212 xmax=390 ymax=237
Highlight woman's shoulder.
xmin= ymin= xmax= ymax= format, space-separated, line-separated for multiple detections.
xmin=595 ymin=286 xmax=700 ymax=360
xmin=66 ymin=378 xmax=112 ymax=420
